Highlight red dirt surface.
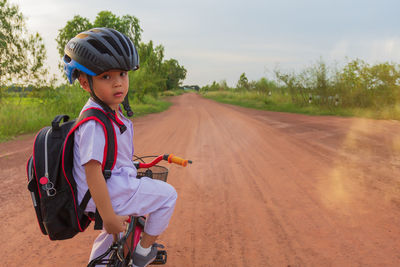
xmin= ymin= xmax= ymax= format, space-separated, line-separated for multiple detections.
xmin=1 ymin=93 xmax=399 ymax=266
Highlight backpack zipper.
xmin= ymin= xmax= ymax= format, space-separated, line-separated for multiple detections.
xmin=44 ymin=128 xmax=51 ymax=179
xmin=42 ymin=128 xmax=56 ymax=196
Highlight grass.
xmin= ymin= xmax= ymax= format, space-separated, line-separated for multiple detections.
xmin=0 ymin=87 xmax=174 ymax=142
xmin=201 ymin=90 xmax=400 ymax=120
xmin=130 ymin=94 xmax=172 ymax=117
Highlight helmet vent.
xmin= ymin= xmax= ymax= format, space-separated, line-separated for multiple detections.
xmin=63 ymin=55 xmax=71 ymax=63
xmin=80 ymin=46 xmax=87 ymax=57
xmin=104 ymin=36 xmax=123 ymax=56
xmin=110 ymin=29 xmax=130 ymax=56
xmin=121 ymin=35 xmax=131 ymax=56
xmin=88 ymin=53 xmax=95 ymax=63
xmin=125 ymin=35 xmax=135 ymax=58
xmin=88 ymin=39 xmax=108 ymax=54
xmin=75 ymin=44 xmax=82 ymax=55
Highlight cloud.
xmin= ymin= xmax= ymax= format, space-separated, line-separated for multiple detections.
xmin=8 ymin=0 xmax=400 ymax=86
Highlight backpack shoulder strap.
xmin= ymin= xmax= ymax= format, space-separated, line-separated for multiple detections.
xmin=73 ymin=108 xmax=118 ymax=230
xmin=75 ymin=107 xmax=117 ymax=176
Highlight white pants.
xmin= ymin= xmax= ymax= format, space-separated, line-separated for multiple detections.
xmin=88 ymin=177 xmax=177 ymax=262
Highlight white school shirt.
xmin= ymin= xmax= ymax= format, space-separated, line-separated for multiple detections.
xmin=73 ymin=98 xmax=139 ymax=213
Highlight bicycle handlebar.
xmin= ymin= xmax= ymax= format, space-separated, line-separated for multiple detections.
xmin=165 ymin=154 xmax=192 ymax=167
xmin=135 ymin=154 xmax=192 ymax=169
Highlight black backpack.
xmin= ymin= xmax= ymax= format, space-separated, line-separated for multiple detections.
xmin=26 ymin=108 xmax=119 ymax=240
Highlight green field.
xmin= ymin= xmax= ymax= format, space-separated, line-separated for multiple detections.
xmin=0 ymin=87 xmax=183 ymax=142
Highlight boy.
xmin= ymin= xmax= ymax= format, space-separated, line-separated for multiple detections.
xmin=63 ymin=28 xmax=177 ymax=267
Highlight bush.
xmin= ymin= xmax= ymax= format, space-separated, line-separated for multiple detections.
xmin=200 ymin=59 xmax=400 ymax=120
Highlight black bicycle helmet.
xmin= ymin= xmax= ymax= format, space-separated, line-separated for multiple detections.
xmin=63 ymin=27 xmax=139 ymax=83
xmin=63 ymin=28 xmax=139 ymax=119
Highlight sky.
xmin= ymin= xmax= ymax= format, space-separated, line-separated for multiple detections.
xmin=9 ymin=0 xmax=400 ymax=87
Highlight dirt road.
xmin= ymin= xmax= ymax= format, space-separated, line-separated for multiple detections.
xmin=1 ymin=93 xmax=399 ymax=266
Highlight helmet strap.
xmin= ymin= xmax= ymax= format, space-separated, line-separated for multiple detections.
xmin=87 ymin=75 xmax=113 ymax=113
xmin=122 ymin=92 xmax=134 ymax=117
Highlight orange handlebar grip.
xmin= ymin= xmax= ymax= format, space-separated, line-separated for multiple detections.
xmin=167 ymin=154 xmax=188 ymax=167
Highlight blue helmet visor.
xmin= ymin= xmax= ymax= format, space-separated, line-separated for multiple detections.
xmin=63 ymin=56 xmax=97 ymax=84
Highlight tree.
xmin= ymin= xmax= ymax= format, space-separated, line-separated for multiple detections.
xmin=237 ymin=72 xmax=249 ymax=90
xmin=93 ymin=11 xmax=142 ymax=47
xmin=57 ymin=11 xmax=187 ymax=101
xmin=162 ymin=59 xmax=187 ymax=90
xmin=0 ymin=0 xmax=49 ymax=86
xmin=56 ymin=11 xmax=142 ymax=59
xmin=129 ymin=41 xmax=166 ymax=99
xmin=55 ymin=15 xmax=92 ymax=59
xmin=138 ymin=41 xmax=165 ymax=74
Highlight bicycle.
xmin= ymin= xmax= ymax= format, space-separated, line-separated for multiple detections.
xmin=87 ymin=154 xmax=192 ymax=267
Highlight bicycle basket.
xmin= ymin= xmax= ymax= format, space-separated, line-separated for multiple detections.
xmin=134 ymin=155 xmax=169 ymax=182
xmin=137 ymin=165 xmax=168 ymax=182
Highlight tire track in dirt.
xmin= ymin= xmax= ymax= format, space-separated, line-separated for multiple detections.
xmin=1 ymin=93 xmax=399 ymax=266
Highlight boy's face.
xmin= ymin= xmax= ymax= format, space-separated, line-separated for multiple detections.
xmin=79 ymin=69 xmax=129 ymax=111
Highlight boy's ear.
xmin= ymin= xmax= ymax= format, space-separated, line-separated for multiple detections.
xmin=78 ymin=74 xmax=91 ymax=93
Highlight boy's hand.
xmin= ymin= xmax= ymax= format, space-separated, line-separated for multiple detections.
xmin=103 ymin=214 xmax=129 ymax=234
